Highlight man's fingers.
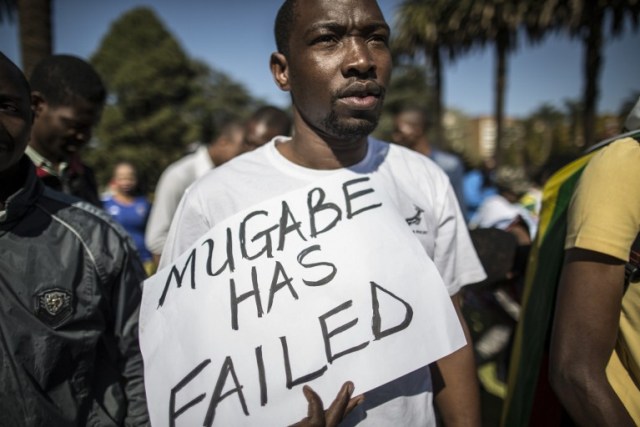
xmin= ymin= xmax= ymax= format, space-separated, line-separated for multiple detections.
xmin=345 ymin=393 xmax=365 ymax=415
xmin=324 ymin=381 xmax=355 ymax=426
xmin=303 ymin=385 xmax=325 ymax=424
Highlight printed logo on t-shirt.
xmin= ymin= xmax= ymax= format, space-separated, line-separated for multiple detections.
xmin=405 ymin=205 xmax=428 ymax=235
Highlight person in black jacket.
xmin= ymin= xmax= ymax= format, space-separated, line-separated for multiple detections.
xmin=25 ymin=54 xmax=104 ymax=207
xmin=0 ymin=52 xmax=149 ymax=426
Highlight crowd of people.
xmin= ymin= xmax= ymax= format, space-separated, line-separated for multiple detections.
xmin=1 ymin=0 xmax=638 ymax=425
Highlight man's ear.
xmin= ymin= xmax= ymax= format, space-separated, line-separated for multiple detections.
xmin=270 ymin=52 xmax=290 ymax=91
xmin=31 ymin=91 xmax=47 ymax=117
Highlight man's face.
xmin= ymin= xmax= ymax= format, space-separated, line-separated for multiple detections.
xmin=392 ymin=110 xmax=424 ymax=148
xmin=275 ymin=0 xmax=392 ymax=141
xmin=216 ymin=125 xmax=248 ymax=166
xmin=244 ymin=120 xmax=281 ymax=149
xmin=30 ymin=95 xmax=102 ymax=162
xmin=0 ymin=59 xmax=32 ymax=174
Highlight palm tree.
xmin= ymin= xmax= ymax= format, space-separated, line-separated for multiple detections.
xmin=578 ymin=1 xmax=639 ymax=146
xmin=393 ymin=0 xmax=529 ymax=165
xmin=0 ymin=0 xmax=16 ymax=23
xmin=17 ymin=0 xmax=52 ymax=76
xmin=472 ymin=0 xmax=527 ymax=165
xmin=0 ymin=0 xmax=52 ymax=76
xmin=392 ymin=0 xmax=461 ymax=148
xmin=527 ymin=0 xmax=640 ymax=147
xmin=563 ymin=98 xmax=583 ymax=147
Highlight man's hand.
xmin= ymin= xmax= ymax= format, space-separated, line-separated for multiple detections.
xmin=291 ymin=381 xmax=364 ymax=427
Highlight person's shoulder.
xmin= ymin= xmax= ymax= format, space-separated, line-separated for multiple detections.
xmin=199 ymin=140 xmax=271 ymax=180
xmin=382 ymin=139 xmax=450 ymax=179
xmin=134 ymin=195 xmax=151 ymax=206
xmin=588 ymin=136 xmax=640 ymax=174
xmin=433 ymin=147 xmax=462 ymax=161
xmin=40 ymin=187 xmax=135 ymax=248
xmin=431 ymin=148 xmax=463 ymax=169
xmin=165 ymin=151 xmax=198 ymax=173
xmin=603 ymin=135 xmax=640 ymax=156
xmin=101 ymin=193 xmax=114 ymax=204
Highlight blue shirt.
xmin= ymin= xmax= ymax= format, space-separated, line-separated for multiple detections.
xmin=102 ymin=195 xmax=153 ymax=262
xmin=430 ymin=148 xmax=467 ymax=216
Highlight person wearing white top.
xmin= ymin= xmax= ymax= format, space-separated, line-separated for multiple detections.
xmin=158 ymin=0 xmax=486 ymax=424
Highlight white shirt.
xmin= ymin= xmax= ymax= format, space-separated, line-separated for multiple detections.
xmin=145 ymin=145 xmax=214 ymax=255
xmin=159 ymin=137 xmax=486 ymax=426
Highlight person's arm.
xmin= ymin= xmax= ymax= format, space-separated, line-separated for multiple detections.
xmin=549 ymin=248 xmax=633 ymax=426
xmin=430 ymin=293 xmax=481 ymax=427
xmin=111 ymin=243 xmax=150 ymax=426
xmin=145 ymin=169 xmax=184 ymax=258
xmin=291 ymin=381 xmax=363 ymax=427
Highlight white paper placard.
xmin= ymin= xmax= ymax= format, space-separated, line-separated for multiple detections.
xmin=139 ymin=171 xmax=465 ymax=426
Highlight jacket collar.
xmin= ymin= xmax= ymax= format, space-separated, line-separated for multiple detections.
xmin=0 ymin=156 xmax=45 ymax=225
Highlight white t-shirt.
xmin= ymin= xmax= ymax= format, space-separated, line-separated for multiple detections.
xmin=469 ymin=193 xmax=539 ymax=239
xmin=160 ymin=137 xmax=485 ymax=426
xmin=145 ymin=145 xmax=214 ymax=254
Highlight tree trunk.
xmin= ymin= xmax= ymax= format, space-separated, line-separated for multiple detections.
xmin=0 ymin=0 xmax=17 ymax=23
xmin=18 ymin=0 xmax=52 ymax=77
xmin=430 ymin=46 xmax=444 ymax=147
xmin=582 ymin=10 xmax=602 ymax=148
xmin=494 ymin=33 xmax=507 ymax=165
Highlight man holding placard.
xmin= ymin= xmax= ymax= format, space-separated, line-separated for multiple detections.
xmin=140 ymin=0 xmax=486 ymax=425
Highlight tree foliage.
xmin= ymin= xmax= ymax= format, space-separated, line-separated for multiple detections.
xmin=529 ymin=0 xmax=640 ymax=147
xmin=86 ymin=6 xmax=256 ymax=194
xmin=393 ymin=0 xmax=531 ymax=164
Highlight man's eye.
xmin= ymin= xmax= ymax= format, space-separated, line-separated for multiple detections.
xmin=0 ymin=102 xmax=19 ymax=113
xmin=313 ymin=34 xmax=337 ymax=45
xmin=370 ymin=34 xmax=389 ymax=45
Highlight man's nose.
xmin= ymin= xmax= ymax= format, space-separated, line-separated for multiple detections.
xmin=73 ymin=127 xmax=92 ymax=143
xmin=342 ymin=37 xmax=376 ymax=77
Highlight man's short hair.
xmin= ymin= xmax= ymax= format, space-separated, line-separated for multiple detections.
xmin=0 ymin=52 xmax=31 ymax=98
xmin=29 ymin=54 xmax=106 ymax=107
xmin=274 ymin=0 xmax=298 ymax=57
xmin=210 ymin=119 xmax=244 ymax=146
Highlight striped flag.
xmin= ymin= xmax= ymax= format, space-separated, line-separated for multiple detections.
xmin=501 ymin=130 xmax=640 ymax=427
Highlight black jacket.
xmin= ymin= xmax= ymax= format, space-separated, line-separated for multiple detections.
xmin=0 ymin=157 xmax=149 ymax=426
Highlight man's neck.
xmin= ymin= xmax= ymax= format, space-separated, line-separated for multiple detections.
xmin=414 ymin=137 xmax=432 ymax=157
xmin=279 ymin=122 xmax=369 ymax=170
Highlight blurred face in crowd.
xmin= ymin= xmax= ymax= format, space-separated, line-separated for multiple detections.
xmin=0 ymin=55 xmax=32 ymax=176
xmin=244 ymin=120 xmax=280 ymax=150
xmin=30 ymin=94 xmax=102 ymax=163
xmin=111 ymin=163 xmax=138 ymax=196
xmin=392 ymin=110 xmax=424 ymax=149
xmin=271 ymin=0 xmax=392 ymax=143
xmin=213 ymin=123 xmax=248 ymax=166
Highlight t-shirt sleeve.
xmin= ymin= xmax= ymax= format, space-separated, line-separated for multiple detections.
xmin=158 ymin=184 xmax=212 ymax=270
xmin=565 ymin=137 xmax=640 ymax=261
xmin=145 ymin=167 xmax=188 ymax=256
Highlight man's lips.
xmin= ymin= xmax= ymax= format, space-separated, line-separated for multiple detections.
xmin=339 ymin=95 xmax=380 ymax=109
xmin=337 ymin=82 xmax=383 ymax=98
xmin=337 ymin=82 xmax=384 ymax=110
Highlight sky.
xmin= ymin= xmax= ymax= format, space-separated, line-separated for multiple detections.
xmin=1 ymin=0 xmax=638 ymax=118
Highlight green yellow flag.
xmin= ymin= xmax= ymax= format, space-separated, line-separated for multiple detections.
xmin=501 ymin=130 xmax=640 ymax=427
